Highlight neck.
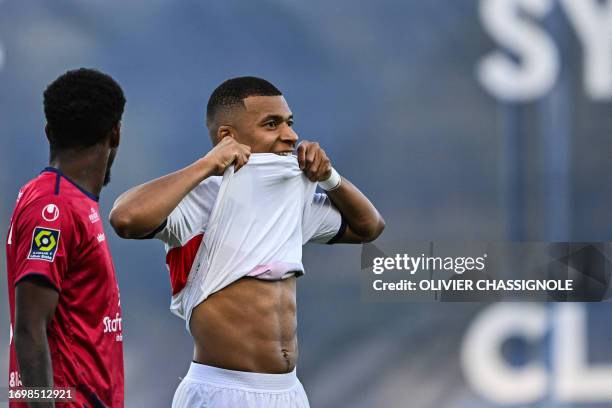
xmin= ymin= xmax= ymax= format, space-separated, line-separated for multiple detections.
xmin=49 ymin=145 xmax=109 ymax=197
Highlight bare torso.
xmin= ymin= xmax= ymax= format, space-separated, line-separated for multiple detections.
xmin=190 ymin=276 xmax=298 ymax=373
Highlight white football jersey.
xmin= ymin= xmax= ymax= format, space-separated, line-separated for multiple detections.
xmin=149 ymin=154 xmax=345 ymax=330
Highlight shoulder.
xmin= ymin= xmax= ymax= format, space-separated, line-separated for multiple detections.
xmin=181 ymin=176 xmax=222 ymax=211
xmin=16 ymin=171 xmax=85 ymax=213
xmin=153 ymin=176 xmax=222 ymax=246
xmin=14 ymin=176 xmax=83 ymax=228
xmin=197 ymin=176 xmax=222 ymax=196
xmin=15 ymin=194 xmax=78 ymax=226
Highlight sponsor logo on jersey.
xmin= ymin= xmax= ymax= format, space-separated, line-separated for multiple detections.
xmin=27 ymin=227 xmax=60 ymax=262
xmin=89 ymin=207 xmax=100 ymax=224
xmin=102 ymin=313 xmax=123 ymax=342
xmin=97 ymin=233 xmax=105 ymax=243
xmin=42 ymin=203 xmax=59 ymax=222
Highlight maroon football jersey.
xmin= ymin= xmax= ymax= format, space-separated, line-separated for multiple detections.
xmin=6 ymin=167 xmax=123 ymax=407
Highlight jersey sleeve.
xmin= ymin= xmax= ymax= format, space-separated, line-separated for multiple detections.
xmin=149 ymin=179 xmax=217 ymax=247
xmin=302 ymin=192 xmax=346 ymax=245
xmin=12 ymin=197 xmax=77 ymax=291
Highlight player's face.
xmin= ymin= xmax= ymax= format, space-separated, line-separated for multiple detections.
xmin=233 ymin=95 xmax=298 ymax=154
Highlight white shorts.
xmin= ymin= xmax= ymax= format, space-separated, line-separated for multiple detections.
xmin=171 ymin=362 xmax=310 ymax=408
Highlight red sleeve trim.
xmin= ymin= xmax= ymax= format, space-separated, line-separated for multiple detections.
xmin=165 ymin=234 xmax=204 ymax=295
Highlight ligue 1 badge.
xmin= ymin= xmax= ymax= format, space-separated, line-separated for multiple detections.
xmin=28 ymin=227 xmax=61 ymax=262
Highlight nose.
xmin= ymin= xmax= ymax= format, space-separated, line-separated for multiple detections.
xmin=281 ymin=125 xmax=298 ymax=146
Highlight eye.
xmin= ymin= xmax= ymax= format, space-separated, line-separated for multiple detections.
xmin=287 ymin=119 xmax=294 ymax=127
xmin=264 ymin=121 xmax=277 ymax=129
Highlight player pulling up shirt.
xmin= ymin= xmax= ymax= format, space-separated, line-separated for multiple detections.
xmin=152 ymin=153 xmax=344 ymax=328
xmin=110 ymin=76 xmax=384 ymax=408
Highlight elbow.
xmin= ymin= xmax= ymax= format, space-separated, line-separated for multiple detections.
xmin=360 ymin=216 xmax=386 ymax=243
xmin=109 ymin=208 xmax=138 ymax=239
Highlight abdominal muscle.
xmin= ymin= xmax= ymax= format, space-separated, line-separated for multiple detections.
xmin=190 ymin=276 xmax=298 ymax=373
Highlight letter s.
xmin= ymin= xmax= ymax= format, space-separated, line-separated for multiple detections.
xmin=477 ymin=0 xmax=559 ymax=101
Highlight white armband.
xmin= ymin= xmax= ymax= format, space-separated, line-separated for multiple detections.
xmin=319 ymin=167 xmax=342 ymax=191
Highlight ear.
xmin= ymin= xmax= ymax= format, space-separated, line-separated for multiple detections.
xmin=110 ymin=121 xmax=121 ymax=148
xmin=216 ymin=125 xmax=235 ymax=142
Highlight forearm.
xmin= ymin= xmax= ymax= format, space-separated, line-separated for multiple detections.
xmin=14 ymin=329 xmax=55 ymax=408
xmin=110 ymin=158 xmax=216 ymax=238
xmin=327 ymin=177 xmax=385 ymax=242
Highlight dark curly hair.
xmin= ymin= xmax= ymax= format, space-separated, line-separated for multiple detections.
xmin=43 ymin=68 xmax=126 ymax=149
xmin=206 ymin=76 xmax=281 ymax=127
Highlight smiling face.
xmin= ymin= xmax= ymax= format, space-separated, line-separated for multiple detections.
xmin=213 ymin=95 xmax=298 ymax=154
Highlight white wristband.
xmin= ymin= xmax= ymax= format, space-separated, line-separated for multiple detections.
xmin=319 ymin=167 xmax=341 ymax=191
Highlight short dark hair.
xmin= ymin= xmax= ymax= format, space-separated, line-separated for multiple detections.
xmin=43 ymin=68 xmax=126 ymax=149
xmin=206 ymin=76 xmax=281 ymax=126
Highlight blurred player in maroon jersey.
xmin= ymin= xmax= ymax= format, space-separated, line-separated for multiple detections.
xmin=6 ymin=68 xmax=126 ymax=407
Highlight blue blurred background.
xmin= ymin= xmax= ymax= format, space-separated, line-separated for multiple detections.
xmin=2 ymin=0 xmax=612 ymax=407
